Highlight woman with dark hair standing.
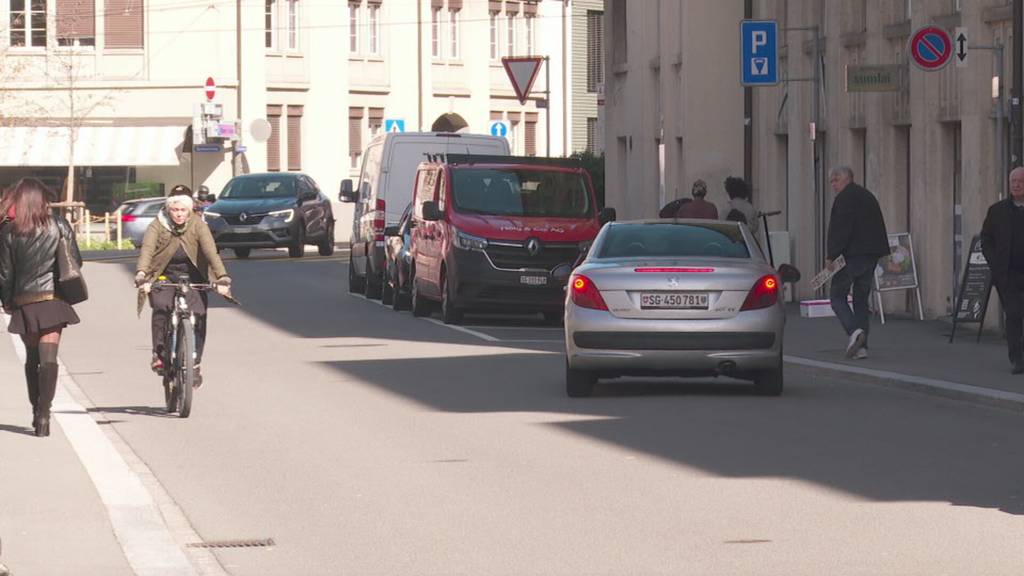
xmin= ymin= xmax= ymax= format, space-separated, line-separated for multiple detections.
xmin=0 ymin=178 xmax=82 ymax=437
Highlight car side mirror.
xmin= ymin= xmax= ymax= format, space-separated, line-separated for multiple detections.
xmin=421 ymin=200 xmax=442 ymax=222
xmin=384 ymin=225 xmax=400 ymax=237
xmin=339 ymin=179 xmax=357 ymax=203
xmin=599 ymin=207 xmax=617 ymax=225
xmin=777 ymin=263 xmax=801 ymax=284
xmin=203 ymin=193 xmax=216 ymax=203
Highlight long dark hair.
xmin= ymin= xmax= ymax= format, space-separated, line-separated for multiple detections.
xmin=7 ymin=178 xmax=55 ymax=236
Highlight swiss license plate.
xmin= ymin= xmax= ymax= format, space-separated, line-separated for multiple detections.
xmin=640 ymin=292 xmax=708 ymax=310
xmin=520 ymin=275 xmax=548 ymax=286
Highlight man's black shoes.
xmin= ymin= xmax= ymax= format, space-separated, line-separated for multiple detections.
xmin=1013 ymin=361 xmax=1024 ymax=375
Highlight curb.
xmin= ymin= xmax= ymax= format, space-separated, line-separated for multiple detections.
xmin=784 ymin=355 xmax=1024 ymax=413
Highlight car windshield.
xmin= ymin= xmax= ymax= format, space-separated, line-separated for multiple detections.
xmin=219 ymin=177 xmax=297 ymax=199
xmin=450 ymin=168 xmax=591 ymax=218
xmin=597 ymin=223 xmax=750 ymax=259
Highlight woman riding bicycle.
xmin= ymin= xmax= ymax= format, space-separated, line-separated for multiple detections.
xmin=135 ymin=186 xmax=230 ymax=386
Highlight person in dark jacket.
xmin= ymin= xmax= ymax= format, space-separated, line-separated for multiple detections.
xmin=826 ymin=166 xmax=890 ymax=360
xmin=0 ymin=178 xmax=82 ymax=437
xmin=980 ymin=167 xmax=1024 ymax=373
xmin=723 ymin=176 xmax=760 ymax=237
xmin=676 ymin=179 xmax=719 ymax=220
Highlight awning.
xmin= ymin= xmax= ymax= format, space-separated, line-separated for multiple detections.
xmin=0 ymin=125 xmax=188 ymax=167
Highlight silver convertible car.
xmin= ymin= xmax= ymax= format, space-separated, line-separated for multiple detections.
xmin=564 ymin=219 xmax=800 ymax=398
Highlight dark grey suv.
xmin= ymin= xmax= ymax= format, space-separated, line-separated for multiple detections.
xmin=204 ymin=173 xmax=335 ymax=259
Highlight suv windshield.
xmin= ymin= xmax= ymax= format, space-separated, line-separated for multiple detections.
xmin=219 ymin=177 xmax=297 ymax=199
xmin=598 ymin=223 xmax=750 ymax=259
xmin=451 ymin=168 xmax=591 ymax=218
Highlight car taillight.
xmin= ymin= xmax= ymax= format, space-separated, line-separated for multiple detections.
xmin=119 ymin=213 xmax=136 ymax=223
xmin=740 ymin=275 xmax=779 ymax=311
xmin=570 ymin=274 xmax=608 ymax=311
xmin=373 ymin=198 xmax=386 ymax=241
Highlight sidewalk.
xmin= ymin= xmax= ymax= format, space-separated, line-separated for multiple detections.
xmin=783 ymin=303 xmax=1024 ymax=412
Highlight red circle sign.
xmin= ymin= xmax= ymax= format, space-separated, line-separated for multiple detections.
xmin=204 ymin=77 xmax=216 ymax=101
xmin=909 ymin=26 xmax=952 ymax=71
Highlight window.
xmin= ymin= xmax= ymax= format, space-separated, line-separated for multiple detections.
xmin=349 ymin=3 xmax=359 ymax=54
xmin=286 ymin=0 xmax=299 ymax=51
xmin=368 ymin=3 xmax=379 ymax=55
xmin=611 ymin=0 xmax=626 ymax=65
xmin=586 ymin=117 xmax=598 ymax=154
xmin=598 ymin=223 xmax=751 ymax=259
xmin=56 ymin=0 xmax=96 ymax=46
xmin=586 ymin=10 xmax=604 ymax=92
xmin=524 ymin=15 xmax=533 ymax=55
xmin=525 ymin=113 xmax=537 ymax=156
xmin=368 ymin=108 xmax=384 ymax=137
xmin=448 ymin=8 xmax=460 ymax=60
xmin=104 ymin=0 xmax=143 ymax=48
xmin=287 ymin=106 xmax=303 ymax=171
xmin=268 ymin=105 xmax=283 ymax=172
xmin=431 ymin=8 xmax=441 ymax=58
xmin=10 ymin=0 xmax=47 ymax=48
xmin=489 ymin=11 xmax=499 ymax=59
xmin=265 ymin=0 xmax=277 ymax=49
xmin=451 ymin=169 xmax=591 ymax=218
xmin=349 ymin=107 xmax=364 ymax=169
xmin=507 ymin=13 xmax=516 ymax=56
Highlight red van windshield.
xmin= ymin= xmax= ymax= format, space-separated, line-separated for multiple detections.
xmin=450 ymin=168 xmax=592 ymax=218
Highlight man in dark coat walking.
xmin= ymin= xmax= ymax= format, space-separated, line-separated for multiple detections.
xmin=826 ymin=166 xmax=890 ymax=359
xmin=981 ymin=167 xmax=1024 ymax=374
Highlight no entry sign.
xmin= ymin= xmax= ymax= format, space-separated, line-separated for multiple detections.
xmin=908 ymin=26 xmax=953 ymax=71
xmin=204 ymin=77 xmax=216 ymax=101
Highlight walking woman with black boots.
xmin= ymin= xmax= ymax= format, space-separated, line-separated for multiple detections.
xmin=0 ymin=178 xmax=82 ymax=437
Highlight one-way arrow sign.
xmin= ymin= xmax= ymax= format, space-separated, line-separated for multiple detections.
xmin=955 ymin=27 xmax=968 ymax=67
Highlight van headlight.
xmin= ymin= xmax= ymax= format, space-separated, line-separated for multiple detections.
xmin=453 ymin=228 xmax=488 ymax=251
xmin=203 ymin=211 xmax=221 ymax=223
xmin=267 ymin=209 xmax=295 ymax=223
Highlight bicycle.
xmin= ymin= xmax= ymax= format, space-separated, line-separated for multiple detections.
xmin=150 ymin=276 xmax=216 ymax=418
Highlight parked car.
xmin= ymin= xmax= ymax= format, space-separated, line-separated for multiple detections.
xmin=409 ymin=154 xmax=616 ymax=324
xmin=383 ymin=203 xmax=414 ymax=310
xmin=339 ymin=131 xmax=510 ymax=299
xmin=563 ymin=219 xmax=800 ymax=398
xmin=116 ymin=197 xmax=165 ymax=248
xmin=204 ymin=172 xmax=335 ymax=259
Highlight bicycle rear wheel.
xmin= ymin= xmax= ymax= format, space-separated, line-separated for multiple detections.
xmin=163 ymin=325 xmax=178 ymax=413
xmin=176 ymin=319 xmax=195 ymax=418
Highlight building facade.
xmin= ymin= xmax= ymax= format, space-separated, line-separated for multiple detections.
xmin=606 ymin=0 xmax=1019 ymax=322
xmin=569 ymin=0 xmax=603 ymax=154
xmin=0 ymin=0 xmax=587 ymax=240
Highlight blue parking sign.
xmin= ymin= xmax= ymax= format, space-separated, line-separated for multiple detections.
xmin=741 ymin=20 xmax=779 ymax=86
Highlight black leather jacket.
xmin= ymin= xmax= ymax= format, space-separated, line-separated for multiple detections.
xmin=0 ymin=215 xmax=81 ymax=309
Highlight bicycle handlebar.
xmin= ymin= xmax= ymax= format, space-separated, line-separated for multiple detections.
xmin=758 ymin=210 xmax=782 ymax=217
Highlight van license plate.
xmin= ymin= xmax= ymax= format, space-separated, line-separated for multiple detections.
xmin=641 ymin=292 xmax=708 ymax=309
xmin=520 ymin=275 xmax=548 ymax=286
xmin=232 ymin=226 xmax=253 ymax=233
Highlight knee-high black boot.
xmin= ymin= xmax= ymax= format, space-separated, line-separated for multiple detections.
xmin=24 ymin=346 xmax=40 ymax=425
xmin=35 ymin=343 xmax=60 ymax=438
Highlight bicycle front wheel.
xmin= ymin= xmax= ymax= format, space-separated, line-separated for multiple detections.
xmin=176 ymin=318 xmax=195 ymax=418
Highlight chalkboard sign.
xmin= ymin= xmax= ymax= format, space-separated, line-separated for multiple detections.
xmin=950 ymin=235 xmax=993 ymax=343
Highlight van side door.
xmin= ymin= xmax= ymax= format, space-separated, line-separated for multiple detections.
xmin=353 ymin=143 xmax=383 ymax=272
xmin=412 ymin=167 xmax=440 ymax=297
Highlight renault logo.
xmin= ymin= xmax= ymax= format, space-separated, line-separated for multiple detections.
xmin=526 ymin=238 xmax=541 ymax=257
xmin=239 ymin=212 xmax=248 ymax=223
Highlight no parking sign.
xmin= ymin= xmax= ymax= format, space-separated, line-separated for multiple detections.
xmin=908 ymin=25 xmax=953 ymax=71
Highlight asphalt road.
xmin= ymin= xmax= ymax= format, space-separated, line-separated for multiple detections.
xmin=45 ymin=249 xmax=1024 ymax=575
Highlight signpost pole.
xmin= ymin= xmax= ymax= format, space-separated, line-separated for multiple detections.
xmin=545 ymin=56 xmax=551 ymax=156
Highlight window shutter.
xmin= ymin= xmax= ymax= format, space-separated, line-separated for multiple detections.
xmin=104 ymin=0 xmax=143 ymax=48
xmin=523 ymin=1 xmax=536 ymax=16
xmin=267 ymin=105 xmax=282 ymax=172
xmin=430 ymin=0 xmax=442 ymax=7
xmin=586 ymin=11 xmax=604 ymax=92
xmin=525 ymin=113 xmax=537 ymax=156
xmin=287 ymin=106 xmax=303 ymax=171
xmin=448 ymin=0 xmax=462 ymax=10
xmin=490 ymin=111 xmax=503 ymax=121
xmin=488 ymin=1 xmax=500 ymax=13
xmin=505 ymin=1 xmax=519 ymax=15
xmin=349 ymin=107 xmax=364 ymax=156
xmin=57 ymin=0 xmax=95 ymax=41
xmin=586 ymin=117 xmax=597 ymax=154
xmin=368 ymin=107 xmax=384 ymax=131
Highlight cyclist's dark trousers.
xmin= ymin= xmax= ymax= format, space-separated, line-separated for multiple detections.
xmin=150 ymin=289 xmax=208 ymax=365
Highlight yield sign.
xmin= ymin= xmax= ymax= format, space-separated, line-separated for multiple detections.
xmin=501 ymin=57 xmax=544 ymax=105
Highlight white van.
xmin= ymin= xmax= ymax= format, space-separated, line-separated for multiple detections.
xmin=339 ymin=132 xmax=510 ymax=298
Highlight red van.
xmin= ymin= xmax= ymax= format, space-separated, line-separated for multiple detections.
xmin=409 ymin=154 xmax=615 ymax=324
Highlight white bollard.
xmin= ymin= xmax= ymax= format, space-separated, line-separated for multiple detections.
xmin=104 ymin=212 xmax=110 ymax=242
xmin=116 ymin=208 xmax=123 ymax=248
xmin=84 ymin=210 xmax=92 ymax=248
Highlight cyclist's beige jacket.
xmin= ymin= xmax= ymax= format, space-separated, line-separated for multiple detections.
xmin=135 ymin=211 xmax=229 ymax=283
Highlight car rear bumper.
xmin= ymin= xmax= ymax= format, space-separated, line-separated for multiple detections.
xmin=565 ymin=304 xmax=784 ymax=375
xmin=449 ymin=248 xmax=572 ymax=311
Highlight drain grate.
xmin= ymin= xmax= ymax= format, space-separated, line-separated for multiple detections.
xmin=187 ymin=538 xmax=275 ymax=549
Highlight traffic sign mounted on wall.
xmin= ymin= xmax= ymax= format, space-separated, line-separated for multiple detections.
xmin=740 ymin=20 xmax=779 ymax=86
xmin=908 ymin=25 xmax=953 ymax=71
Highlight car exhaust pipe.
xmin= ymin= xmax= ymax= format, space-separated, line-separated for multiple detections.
xmin=716 ymin=360 xmax=737 ymax=376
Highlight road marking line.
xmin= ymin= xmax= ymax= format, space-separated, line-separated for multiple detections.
xmin=423 ymin=318 xmax=501 ymax=342
xmin=4 ymin=326 xmax=226 ymax=576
